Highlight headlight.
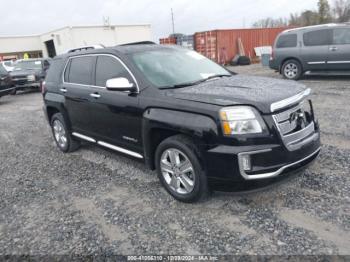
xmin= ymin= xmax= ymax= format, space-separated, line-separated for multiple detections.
xmin=219 ymin=106 xmax=265 ymax=135
xmin=27 ymin=74 xmax=36 ymax=81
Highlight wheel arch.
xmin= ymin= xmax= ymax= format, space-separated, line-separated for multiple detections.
xmin=280 ymin=57 xmax=303 ymax=74
xmin=142 ymin=108 xmax=218 ymax=170
xmin=45 ymin=103 xmax=72 ymax=131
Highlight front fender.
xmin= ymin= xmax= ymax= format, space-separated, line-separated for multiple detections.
xmin=142 ymin=108 xmax=219 ymax=168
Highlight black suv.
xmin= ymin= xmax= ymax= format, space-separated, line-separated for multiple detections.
xmin=0 ymin=64 xmax=15 ymax=98
xmin=10 ymin=58 xmax=51 ymax=93
xmin=43 ymin=44 xmax=321 ymax=202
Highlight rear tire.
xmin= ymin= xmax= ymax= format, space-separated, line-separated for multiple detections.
xmin=10 ymin=88 xmax=16 ymax=95
xmin=51 ymin=113 xmax=80 ymax=153
xmin=282 ymin=59 xmax=302 ymax=80
xmin=155 ymin=135 xmax=208 ymax=203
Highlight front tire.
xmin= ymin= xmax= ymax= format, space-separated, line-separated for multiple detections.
xmin=155 ymin=135 xmax=208 ymax=203
xmin=51 ymin=113 xmax=80 ymax=153
xmin=282 ymin=59 xmax=302 ymax=80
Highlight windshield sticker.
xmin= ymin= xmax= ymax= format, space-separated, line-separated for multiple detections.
xmin=187 ymin=51 xmax=205 ymax=60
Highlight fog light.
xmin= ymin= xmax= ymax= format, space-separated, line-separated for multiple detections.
xmin=241 ymin=155 xmax=251 ymax=171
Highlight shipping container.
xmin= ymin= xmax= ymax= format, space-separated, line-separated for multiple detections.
xmin=159 ymin=37 xmax=176 ymax=45
xmin=194 ymin=27 xmax=290 ymax=64
xmin=177 ymin=35 xmax=194 ymax=49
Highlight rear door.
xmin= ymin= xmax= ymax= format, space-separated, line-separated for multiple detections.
xmin=301 ymin=29 xmax=332 ymax=71
xmin=327 ymin=27 xmax=350 ymax=70
xmin=62 ymin=56 xmax=96 ymax=135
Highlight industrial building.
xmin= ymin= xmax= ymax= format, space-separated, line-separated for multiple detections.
xmin=0 ymin=24 xmax=152 ymax=60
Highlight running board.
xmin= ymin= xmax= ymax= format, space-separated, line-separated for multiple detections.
xmin=97 ymin=141 xmax=143 ymax=159
xmin=72 ymin=132 xmax=96 ymax=143
xmin=72 ymin=132 xmax=143 ymax=159
xmin=305 ymin=70 xmax=350 ymax=76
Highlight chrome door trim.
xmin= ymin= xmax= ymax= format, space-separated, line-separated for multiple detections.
xmin=62 ymin=53 xmax=140 ymax=93
xmin=72 ymin=132 xmax=96 ymax=143
xmin=307 ymin=61 xmax=326 ymax=65
xmin=270 ymin=88 xmax=311 ymax=113
xmin=327 ymin=61 xmax=350 ymax=64
xmin=97 ymin=141 xmax=143 ymax=159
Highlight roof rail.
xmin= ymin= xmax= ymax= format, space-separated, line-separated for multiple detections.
xmin=67 ymin=44 xmax=105 ymax=53
xmin=119 ymin=41 xmax=156 ymax=46
xmin=283 ymin=23 xmax=346 ymax=33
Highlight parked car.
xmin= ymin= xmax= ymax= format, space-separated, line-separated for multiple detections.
xmin=10 ymin=58 xmax=51 ymax=93
xmin=0 ymin=64 xmax=15 ymax=99
xmin=270 ymin=23 xmax=350 ymax=80
xmin=43 ymin=44 xmax=321 ymax=202
xmin=1 ymin=61 xmax=15 ymax=72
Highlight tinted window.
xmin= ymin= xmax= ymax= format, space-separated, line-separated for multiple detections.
xmin=67 ymin=56 xmax=94 ymax=85
xmin=46 ymin=59 xmax=63 ymax=83
xmin=333 ymin=28 xmax=350 ymax=45
xmin=303 ymin=29 xmax=332 ymax=46
xmin=95 ymin=56 xmax=133 ymax=87
xmin=276 ymin=34 xmax=297 ymax=48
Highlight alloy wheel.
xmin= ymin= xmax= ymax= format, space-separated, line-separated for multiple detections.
xmin=53 ymin=120 xmax=67 ymax=148
xmin=284 ymin=63 xmax=298 ymax=79
xmin=160 ymin=148 xmax=195 ymax=195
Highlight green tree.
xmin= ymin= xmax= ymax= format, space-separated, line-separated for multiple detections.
xmin=252 ymin=17 xmax=288 ymax=28
xmin=318 ymin=0 xmax=332 ymax=23
xmin=289 ymin=10 xmax=320 ymax=26
xmin=333 ymin=0 xmax=350 ymax=22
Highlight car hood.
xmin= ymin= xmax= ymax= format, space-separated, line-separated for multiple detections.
xmin=10 ymin=69 xmax=41 ymax=77
xmin=164 ymin=75 xmax=308 ymax=114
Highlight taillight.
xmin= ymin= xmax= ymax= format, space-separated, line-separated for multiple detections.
xmin=41 ymin=81 xmax=46 ymax=94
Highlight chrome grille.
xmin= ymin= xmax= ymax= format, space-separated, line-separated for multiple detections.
xmin=273 ymin=100 xmax=316 ymax=151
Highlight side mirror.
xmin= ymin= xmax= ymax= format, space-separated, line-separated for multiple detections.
xmin=106 ymin=77 xmax=135 ymax=91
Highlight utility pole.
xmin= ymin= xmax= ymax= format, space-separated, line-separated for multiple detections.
xmin=171 ymin=8 xmax=175 ymax=35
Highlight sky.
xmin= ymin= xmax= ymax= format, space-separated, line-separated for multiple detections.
xmin=0 ymin=0 xmax=319 ymax=40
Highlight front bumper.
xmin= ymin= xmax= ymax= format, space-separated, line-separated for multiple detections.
xmin=238 ymin=146 xmax=320 ymax=180
xmin=13 ymin=81 xmax=40 ymax=89
xmin=0 ymin=86 xmax=16 ymax=96
xmin=269 ymin=59 xmax=279 ymax=71
xmin=204 ymin=130 xmax=321 ymax=182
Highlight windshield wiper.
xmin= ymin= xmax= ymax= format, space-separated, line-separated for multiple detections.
xmin=159 ymin=74 xmax=231 ymax=90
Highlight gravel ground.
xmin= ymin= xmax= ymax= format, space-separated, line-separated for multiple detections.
xmin=0 ymin=64 xmax=349 ymax=256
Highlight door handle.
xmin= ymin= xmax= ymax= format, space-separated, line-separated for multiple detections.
xmin=90 ymin=92 xmax=101 ymax=98
xmin=329 ymin=46 xmax=338 ymax=51
xmin=60 ymin=88 xmax=67 ymax=93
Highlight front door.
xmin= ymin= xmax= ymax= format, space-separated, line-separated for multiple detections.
xmin=62 ymin=55 xmax=96 ymax=135
xmin=301 ymin=29 xmax=332 ymax=71
xmin=327 ymin=28 xmax=350 ymax=70
xmin=89 ymin=55 xmax=143 ymax=154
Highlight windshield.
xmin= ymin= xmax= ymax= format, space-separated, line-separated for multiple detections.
xmin=14 ymin=60 xmax=42 ymax=71
xmin=130 ymin=48 xmax=231 ymax=88
xmin=0 ymin=64 xmax=7 ymax=74
xmin=3 ymin=61 xmax=13 ymax=67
